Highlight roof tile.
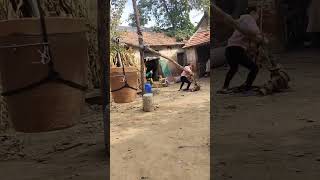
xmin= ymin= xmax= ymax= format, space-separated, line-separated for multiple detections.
xmin=120 ymin=31 xmax=184 ymax=46
xmin=183 ymin=30 xmax=210 ymax=48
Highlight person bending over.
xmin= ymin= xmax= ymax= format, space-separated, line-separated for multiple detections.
xmin=220 ymin=7 xmax=267 ymax=93
xmin=179 ymin=63 xmax=194 ymax=91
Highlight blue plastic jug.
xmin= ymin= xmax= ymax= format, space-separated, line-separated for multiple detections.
xmin=145 ymin=83 xmax=152 ymax=93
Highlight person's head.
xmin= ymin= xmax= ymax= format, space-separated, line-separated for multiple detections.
xmin=246 ymin=7 xmax=259 ymax=21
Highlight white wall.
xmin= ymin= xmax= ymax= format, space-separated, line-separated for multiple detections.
xmin=185 ymin=48 xmax=197 ymax=66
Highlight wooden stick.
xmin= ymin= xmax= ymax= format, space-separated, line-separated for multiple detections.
xmin=113 ymin=40 xmax=184 ymax=70
xmin=132 ymin=0 xmax=146 ymax=94
xmin=97 ymin=0 xmax=109 ymax=154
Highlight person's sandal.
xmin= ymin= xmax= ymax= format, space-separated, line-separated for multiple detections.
xmin=217 ymin=88 xmax=229 ymax=94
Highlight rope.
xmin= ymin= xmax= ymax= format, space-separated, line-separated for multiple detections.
xmin=110 ymin=50 xmax=138 ymax=93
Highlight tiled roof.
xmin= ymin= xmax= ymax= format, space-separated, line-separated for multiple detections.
xmin=183 ymin=30 xmax=210 ymax=48
xmin=119 ymin=31 xmax=184 ymax=47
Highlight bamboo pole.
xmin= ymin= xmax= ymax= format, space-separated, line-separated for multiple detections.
xmin=132 ymin=0 xmax=145 ymax=94
xmin=97 ymin=0 xmax=109 ymax=154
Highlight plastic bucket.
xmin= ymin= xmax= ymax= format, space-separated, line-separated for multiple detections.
xmin=0 ymin=18 xmax=88 ymax=133
xmin=110 ymin=67 xmax=138 ymax=103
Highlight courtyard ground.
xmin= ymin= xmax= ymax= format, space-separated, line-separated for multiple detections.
xmin=0 ymin=77 xmax=210 ymax=180
xmin=0 ymin=105 xmax=107 ymax=180
xmin=212 ymin=48 xmax=320 ymax=180
xmin=111 ymin=77 xmax=210 ymax=180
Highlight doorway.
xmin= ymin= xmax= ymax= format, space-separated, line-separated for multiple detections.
xmin=145 ymin=57 xmax=160 ymax=81
xmin=196 ymin=44 xmax=210 ymax=77
xmin=278 ymin=0 xmax=311 ymax=48
xmin=177 ymin=52 xmax=186 ymax=66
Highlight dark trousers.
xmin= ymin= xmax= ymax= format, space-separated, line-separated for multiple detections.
xmin=223 ymin=46 xmax=259 ymax=89
xmin=180 ymin=76 xmax=191 ymax=90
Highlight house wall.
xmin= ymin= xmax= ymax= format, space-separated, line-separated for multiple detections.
xmin=131 ymin=47 xmax=141 ymax=64
xmin=185 ymin=48 xmax=197 ymax=67
xmin=198 ymin=14 xmax=209 ymax=31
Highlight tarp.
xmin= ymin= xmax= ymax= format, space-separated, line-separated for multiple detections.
xmin=159 ymin=58 xmax=172 ymax=77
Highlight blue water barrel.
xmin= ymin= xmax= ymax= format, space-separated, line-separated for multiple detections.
xmin=145 ymin=83 xmax=152 ymax=93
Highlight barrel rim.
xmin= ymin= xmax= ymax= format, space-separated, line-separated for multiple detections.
xmin=0 ymin=17 xmax=88 ymax=37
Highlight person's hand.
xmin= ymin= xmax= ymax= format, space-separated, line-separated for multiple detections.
xmin=256 ymin=34 xmax=269 ymax=45
xmin=256 ymin=34 xmax=264 ymax=43
xmin=187 ymin=71 xmax=194 ymax=76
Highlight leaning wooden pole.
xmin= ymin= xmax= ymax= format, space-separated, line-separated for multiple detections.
xmin=144 ymin=46 xmax=199 ymax=86
xmin=97 ymin=0 xmax=109 ymax=154
xmin=121 ymin=41 xmax=185 ymax=71
xmin=132 ymin=0 xmax=145 ymax=94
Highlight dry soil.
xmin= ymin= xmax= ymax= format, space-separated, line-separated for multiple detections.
xmin=111 ymin=78 xmax=210 ymax=180
xmin=212 ymin=49 xmax=320 ymax=180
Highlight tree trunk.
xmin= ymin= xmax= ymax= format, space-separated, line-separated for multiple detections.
xmin=132 ymin=0 xmax=145 ymax=94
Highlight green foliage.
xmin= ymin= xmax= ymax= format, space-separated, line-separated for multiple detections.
xmin=110 ymin=0 xmax=137 ymax=66
xmin=111 ymin=0 xmax=127 ymax=38
xmin=128 ymin=0 xmax=209 ymax=41
xmin=128 ymin=6 xmax=150 ymax=27
xmin=189 ymin=0 xmax=210 ymax=11
xmin=110 ymin=0 xmax=127 ymax=55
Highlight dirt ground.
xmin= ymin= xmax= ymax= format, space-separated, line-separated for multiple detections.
xmin=0 ymin=105 xmax=107 ymax=180
xmin=0 ymin=77 xmax=210 ymax=180
xmin=212 ymin=48 xmax=320 ymax=180
xmin=111 ymin=78 xmax=210 ymax=180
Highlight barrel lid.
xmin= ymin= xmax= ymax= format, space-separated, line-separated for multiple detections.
xmin=143 ymin=93 xmax=153 ymax=97
xmin=0 ymin=17 xmax=88 ymax=37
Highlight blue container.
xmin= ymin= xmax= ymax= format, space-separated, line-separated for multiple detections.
xmin=145 ymin=83 xmax=152 ymax=93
